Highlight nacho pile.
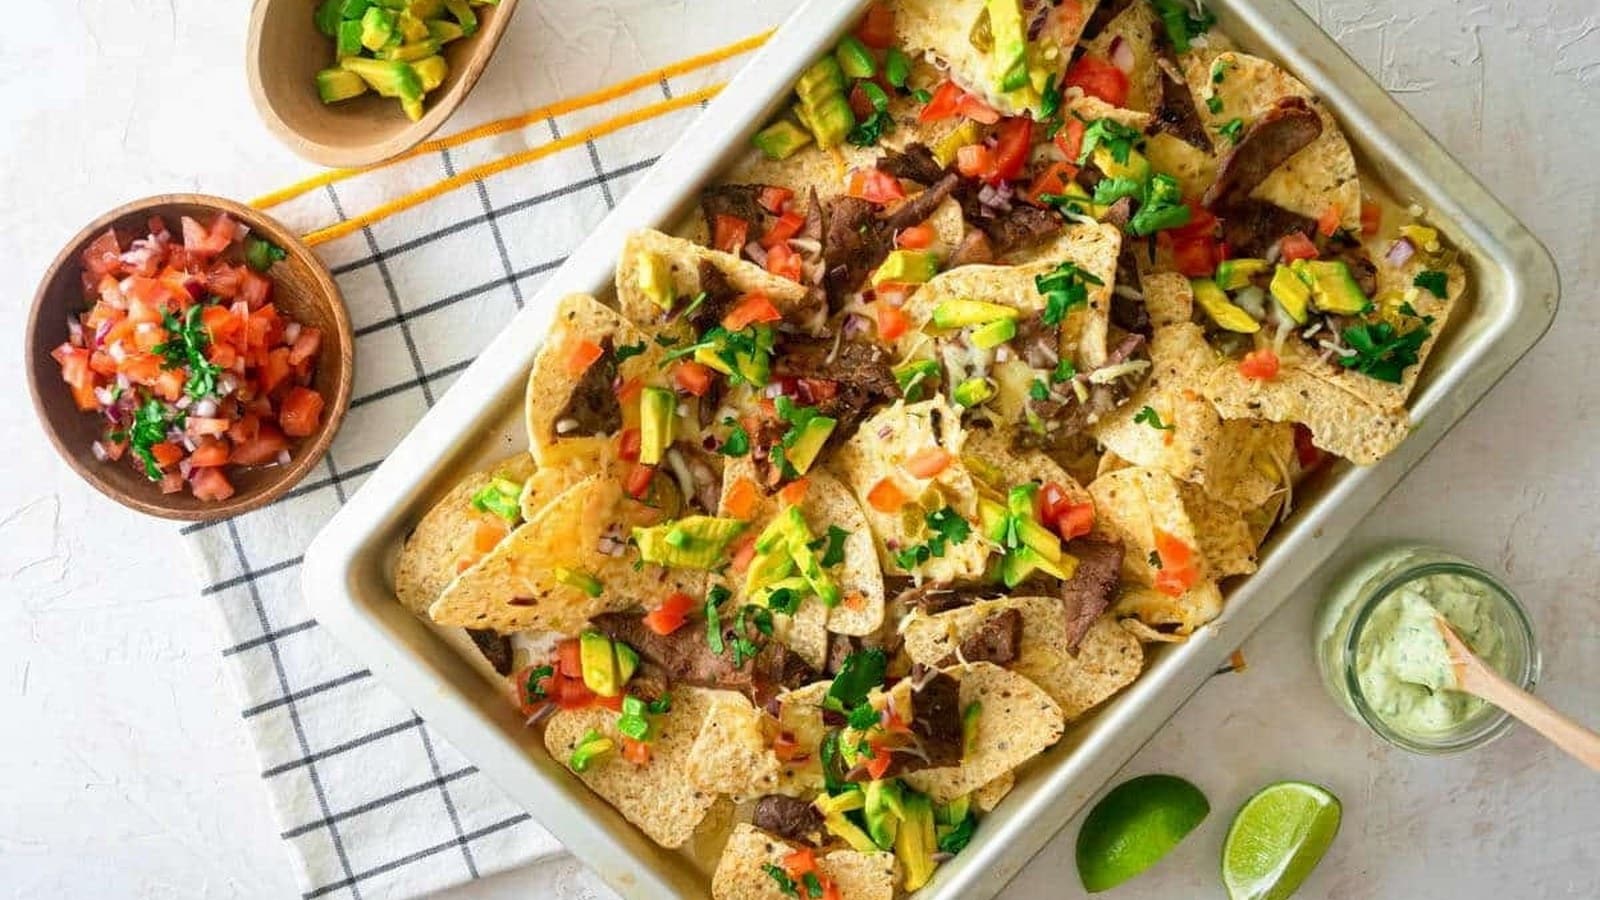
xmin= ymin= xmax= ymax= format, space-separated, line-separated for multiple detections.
xmin=391 ymin=0 xmax=1464 ymax=893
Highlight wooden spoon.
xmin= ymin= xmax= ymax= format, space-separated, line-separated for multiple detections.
xmin=1434 ymin=614 xmax=1600 ymax=771
xmin=247 ymin=0 xmax=521 ymax=168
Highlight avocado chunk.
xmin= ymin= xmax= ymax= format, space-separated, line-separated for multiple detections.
xmin=568 ymin=728 xmax=614 ymax=772
xmin=894 ymin=790 xmax=939 ymax=891
xmin=636 ymin=250 xmax=675 ymax=311
xmin=825 ymin=811 xmax=881 ymax=854
xmin=336 ymin=19 xmax=366 ymax=58
xmin=1001 ymin=545 xmax=1067 ymax=587
xmin=340 ymin=56 xmax=423 ymax=101
xmin=815 ymin=789 xmax=866 ymax=816
xmin=554 ymin=566 xmax=602 ymax=597
xmin=978 ymin=497 xmax=1010 ymax=544
xmin=932 ymin=120 xmax=984 ymax=168
xmin=864 ymin=779 xmax=905 ymax=850
xmin=340 ymin=0 xmax=373 ymax=18
xmin=952 ymin=377 xmax=995 ymax=408
xmin=443 ymin=0 xmax=478 ymax=35
xmin=426 ymin=18 xmax=464 ymax=42
xmin=407 ymin=0 xmax=444 ymax=17
xmin=969 ymin=317 xmax=1017 ymax=350
xmin=985 ymin=0 xmax=1029 ymax=93
xmin=316 ymin=68 xmax=370 ymax=103
xmin=752 ymin=119 xmax=813 ymax=161
xmin=1295 ymin=259 xmax=1371 ymax=315
xmin=395 ymin=9 xmax=430 ymax=42
xmin=359 ymin=6 xmax=397 ymax=51
xmin=795 ymin=56 xmax=854 ymax=149
xmin=1006 ymin=486 xmax=1062 ymax=563
xmin=637 ymin=386 xmax=676 ymax=466
xmin=1191 ymin=278 xmax=1261 ymax=334
xmin=784 ymin=512 xmax=840 ymax=607
xmin=315 ymin=0 xmax=343 ymax=37
xmin=1268 ymin=264 xmax=1311 ymax=323
xmin=835 ymin=35 xmax=877 ymax=80
xmin=784 ymin=416 xmax=837 ymax=477
xmin=932 ymin=299 xmax=1020 ymax=328
xmin=632 ymin=516 xmax=746 ymax=570
xmin=411 ymin=55 xmax=448 ymax=92
xmin=938 ymin=795 xmax=972 ymax=827
xmin=379 ymin=38 xmax=439 ymax=62
xmin=580 ymin=631 xmax=631 ymax=697
xmin=1091 ymin=144 xmax=1152 ymax=183
xmin=1215 ymin=258 xmax=1270 ymax=291
xmin=871 ymin=250 xmax=940 ymax=287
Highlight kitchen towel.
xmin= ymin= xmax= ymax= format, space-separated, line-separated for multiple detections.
xmin=180 ymin=31 xmax=766 ymax=900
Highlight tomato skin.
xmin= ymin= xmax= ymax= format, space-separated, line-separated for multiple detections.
xmin=905 ymin=447 xmax=953 ymax=478
xmin=874 ymin=302 xmax=910 ymax=341
xmin=1238 ymin=348 xmax=1280 ymax=381
xmin=895 ymin=223 xmax=935 ymax=249
xmin=1172 ymin=235 xmax=1220 ymax=278
xmin=620 ymin=738 xmax=651 ymax=766
xmin=625 ymin=464 xmax=656 ymax=500
xmin=989 ymin=116 xmax=1034 ymax=184
xmin=955 ymin=144 xmax=994 ymax=179
xmin=722 ymin=293 xmax=784 ymax=330
xmin=564 ymin=338 xmax=604 ymax=376
xmin=845 ymin=168 xmax=906 ymax=204
xmin=1152 ymin=529 xmax=1200 ymax=597
xmin=760 ymin=211 xmax=806 ymax=249
xmin=1316 ymin=204 xmax=1342 ymax=237
xmin=1293 ymin=423 xmax=1325 ymax=470
xmin=279 ymin=386 xmax=325 ymax=437
xmin=81 ymin=228 xmax=124 ymax=280
xmin=853 ymin=2 xmax=895 ymax=48
xmin=671 ymin=361 xmax=714 ymax=397
xmin=1360 ymin=201 xmax=1382 ymax=236
xmin=778 ymin=478 xmax=809 ymax=506
xmin=1279 ymin=231 xmax=1319 ymax=262
xmin=1056 ymin=503 xmax=1096 ymax=542
xmin=617 ymin=428 xmax=642 ymax=463
xmin=765 ymin=242 xmax=803 ymax=281
xmin=918 ymin=80 xmax=999 ymax=124
xmin=1054 ymin=117 xmax=1087 ymax=162
xmin=231 ymin=422 xmax=290 ymax=466
xmin=863 ymin=742 xmax=892 ymax=779
xmin=1025 ymin=161 xmax=1077 ymax=206
xmin=757 ymin=186 xmax=793 ymax=215
xmin=712 ymin=214 xmax=750 ymax=255
xmin=1065 ymin=54 xmax=1129 ymax=107
xmin=643 ymin=591 xmax=695 ymax=635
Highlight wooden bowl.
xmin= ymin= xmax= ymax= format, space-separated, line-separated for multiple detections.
xmin=248 ymin=0 xmax=520 ymax=168
xmin=25 ymin=194 xmax=354 ymax=521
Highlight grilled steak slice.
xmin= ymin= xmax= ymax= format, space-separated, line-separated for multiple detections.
xmin=883 ymin=173 xmax=960 ymax=232
xmin=883 ymin=669 xmax=965 ymax=777
xmin=467 ymin=629 xmax=513 ymax=675
xmin=1149 ymin=50 xmax=1211 ymax=151
xmin=554 ymin=336 xmax=621 ymax=436
xmin=700 ymin=184 xmax=765 ymax=238
xmin=948 ymin=229 xmax=996 ymax=268
xmin=1218 ymin=199 xmax=1317 ymax=259
xmin=688 ymin=259 xmax=740 ymax=334
xmin=954 ymin=177 xmax=1062 ymax=256
xmin=753 ymin=795 xmax=825 ymax=845
xmin=772 ymin=336 xmax=900 ymax=438
xmin=590 ymin=612 xmax=817 ymax=701
xmin=1203 ymin=97 xmax=1322 ymax=211
xmin=936 ymin=607 xmax=1023 ymax=667
xmin=879 ymin=143 xmax=946 ymax=186
xmin=823 ymin=196 xmax=889 ymax=303
xmin=1081 ymin=0 xmax=1135 ymax=41
xmin=890 ymin=580 xmax=999 ymax=615
xmin=1059 ymin=535 xmax=1125 ymax=652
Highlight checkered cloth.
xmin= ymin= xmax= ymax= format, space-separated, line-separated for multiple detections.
xmin=181 ymin=43 xmax=755 ymax=900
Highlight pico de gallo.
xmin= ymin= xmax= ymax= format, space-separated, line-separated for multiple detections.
xmin=52 ymin=213 xmax=326 ymax=502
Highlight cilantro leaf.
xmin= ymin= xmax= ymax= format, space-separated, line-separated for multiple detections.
xmin=1149 ymin=0 xmax=1215 ymax=53
xmin=1036 ymin=261 xmax=1104 ymax=326
xmin=1051 ymin=359 xmax=1078 ymax=383
xmin=847 ymin=81 xmax=894 ymax=147
xmin=1339 ymin=320 xmax=1430 ymax=383
xmin=1134 ymin=405 xmax=1175 ymax=431
xmin=614 ymin=340 xmax=647 ymax=362
xmin=524 ymin=665 xmax=553 ymax=700
xmin=825 ymin=648 xmax=887 ymax=713
xmin=243 ymin=236 xmax=287 ymax=273
xmin=1127 ymin=173 xmax=1192 ymax=237
xmin=1217 ymin=118 xmax=1245 ymax=144
xmin=1029 ymin=378 xmax=1050 ymax=401
xmin=128 ymin=397 xmax=175 ymax=481
xmin=1076 ymin=117 xmax=1143 ymax=166
xmin=818 ymin=525 xmax=850 ymax=567
xmin=1413 ymin=269 xmax=1448 ymax=298
xmin=763 ymin=864 xmax=799 ymax=897
xmin=1092 ymin=177 xmax=1145 ymax=205
xmin=938 ymin=813 xmax=977 ymax=854
xmin=154 ymin=304 xmax=223 ymax=399
xmin=719 ymin=420 xmax=750 ymax=456
xmin=846 ymin=701 xmax=881 ymax=731
xmin=1206 ymin=96 xmax=1223 ymax=114
xmin=705 ymin=585 xmax=729 ymax=655
xmin=765 ymin=586 xmax=802 ymax=615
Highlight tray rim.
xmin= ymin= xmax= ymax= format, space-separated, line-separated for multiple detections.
xmin=301 ymin=0 xmax=1560 ymax=895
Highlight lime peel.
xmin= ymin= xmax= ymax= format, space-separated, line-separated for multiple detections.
xmin=1076 ymin=773 xmax=1210 ymax=893
xmin=1222 ymin=780 xmax=1342 ymax=900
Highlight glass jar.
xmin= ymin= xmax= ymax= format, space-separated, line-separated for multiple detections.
xmin=1314 ymin=545 xmax=1540 ymax=754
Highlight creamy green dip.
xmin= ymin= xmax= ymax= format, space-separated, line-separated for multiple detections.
xmin=1353 ymin=573 xmax=1508 ymax=734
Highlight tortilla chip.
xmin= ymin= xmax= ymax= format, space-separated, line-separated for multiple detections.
xmin=1118 ymin=615 xmax=1188 ymax=644
xmin=1137 ymin=271 xmax=1193 ymax=329
xmin=1144 ymin=132 xmax=1219 ymax=203
xmin=1066 ymin=95 xmax=1152 ymax=130
xmin=901 ymin=662 xmax=1064 ymax=803
xmin=1181 ymin=51 xmax=1361 ymax=230
xmin=430 ymin=475 xmax=705 ymax=634
xmin=1204 ymin=352 xmax=1408 ymax=466
xmin=963 ymin=428 xmax=1095 ymax=508
xmin=519 ymin=435 xmax=615 ymax=520
xmin=901 ymin=596 xmax=1143 ymax=719
xmin=544 ymin=688 xmax=720 ymax=848
xmin=614 ymin=229 xmax=813 ymax=328
xmin=894 ymin=0 xmax=1080 ymax=117
xmin=772 ymin=681 xmax=833 ymax=796
xmin=1178 ymin=482 xmax=1257 ymax=578
xmin=686 ymin=692 xmax=783 ymax=801
xmin=1082 ymin=0 xmax=1162 ymax=112
xmin=974 ymin=771 xmax=1015 ymax=812
xmin=830 ymin=397 xmax=990 ymax=582
xmin=719 ymin=144 xmax=876 ymax=205
xmin=1091 ymin=323 xmax=1292 ymax=510
xmin=712 ymin=824 xmax=897 ymax=900
xmin=1088 ymin=466 xmax=1225 ymax=632
xmin=394 ymin=453 xmax=536 ymax=617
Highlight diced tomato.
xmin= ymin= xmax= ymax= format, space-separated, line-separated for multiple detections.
xmin=723 ymin=479 xmax=759 ymax=520
xmin=625 ymin=464 xmax=656 ymax=500
xmin=772 ymin=731 xmax=803 ymax=763
xmin=53 ymin=345 xmax=98 ymax=411
xmin=729 ymin=533 xmax=758 ymax=573
xmin=260 ymin=347 xmax=293 ymax=395
xmin=643 ymin=591 xmax=696 ymax=636
xmin=845 ymin=168 xmax=906 ymax=204
xmin=671 ymin=361 xmax=714 ymax=397
xmin=722 ymin=293 xmax=784 ymax=330
xmin=514 ymin=664 xmax=557 ymax=715
xmin=618 ymin=427 xmax=642 ymax=462
xmin=1025 ymin=161 xmax=1077 ymax=206
xmin=863 ymin=742 xmax=893 ymax=780
xmin=158 ymin=471 xmax=186 ymax=494
xmin=1279 ymin=231 xmax=1319 ymax=262
xmin=472 ymin=520 xmax=507 ymax=554
xmin=1238 ymin=348 xmax=1280 ymax=381
xmin=853 ymin=2 xmax=895 ymax=48
xmin=1065 ymin=54 xmax=1130 ymax=107
xmin=206 ymin=263 xmax=244 ymax=299
xmin=208 ymin=341 xmax=238 ymax=370
xmin=88 ymin=350 xmax=118 ymax=377
xmin=614 ymin=376 xmax=643 ymax=405
xmin=1172 ymin=235 xmax=1221 ymax=278
xmin=124 ymin=282 xmax=169 ymax=320
xmin=712 ymin=214 xmax=750 ymax=255
xmin=821 ymin=881 xmax=842 ymax=900
xmin=905 ymin=447 xmax=953 ymax=479
xmin=620 ymin=738 xmax=652 ymax=766
xmin=279 ymin=386 xmax=324 ymax=437
xmin=564 ymin=338 xmax=604 ymax=376
xmin=1152 ymin=529 xmax=1200 ymax=597
xmin=919 ymin=80 xmax=966 ymax=122
xmin=1054 ymin=116 xmax=1087 ymax=162
xmin=200 ymin=303 xmax=241 ymax=345
xmin=147 ymin=442 xmax=183 ymax=470
xmin=1036 ymin=482 xmax=1071 ymax=523
xmin=182 ymin=215 xmax=232 ymax=260
xmin=757 ymin=185 xmax=794 ymax=215
xmin=153 ymin=368 xmax=186 ymax=402
xmin=896 ymin=223 xmax=935 ymax=249
xmin=867 ymin=302 xmax=907 ymax=342
xmin=760 ymin=210 xmax=806 ymax=249
xmin=867 ymin=478 xmax=907 ymax=513
xmin=288 ymin=327 xmax=321 ymax=366
xmin=954 ymin=90 xmax=1001 ymax=125
xmin=1317 ymin=204 xmax=1343 ymax=237
xmin=552 ymin=673 xmax=597 ymax=711
xmin=131 ymin=322 xmax=168 ymax=352
xmin=778 ymin=478 xmax=809 ymax=506
xmin=1293 ymin=423 xmax=1325 ymax=470
xmin=231 ymin=422 xmax=290 ymax=466
xmin=955 ymin=144 xmax=994 ymax=179
xmin=81 ymin=228 xmax=124 ymax=280
xmin=188 ymin=467 xmax=235 ymax=502
xmin=783 ymin=847 xmax=818 ymax=878
xmin=765 ymin=242 xmax=804 ymax=281
xmin=557 ymin=639 xmax=584 ymax=678
xmin=186 ymin=416 xmax=231 ymax=438
xmin=1360 ymin=201 xmax=1382 ymax=237
xmin=1056 ymin=503 xmax=1096 ymax=542
xmin=989 ymin=116 xmax=1034 ymax=184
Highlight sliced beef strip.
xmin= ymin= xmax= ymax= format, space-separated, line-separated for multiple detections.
xmin=1059 ymin=535 xmax=1125 ymax=652
xmin=953 ymin=177 xmax=1063 ymax=256
xmin=935 ymin=607 xmax=1023 ymax=667
xmin=701 ymin=184 xmax=765 ymax=238
xmin=823 ymin=196 xmax=888 ymax=304
xmin=771 ymin=336 xmax=901 ymax=439
xmin=948 ymin=229 xmax=996 ymax=268
xmin=890 ymin=580 xmax=1002 ymax=615
xmin=1149 ymin=47 xmax=1212 ymax=151
xmin=879 ymin=143 xmax=946 ymax=186
xmin=688 ymin=259 xmax=741 ymax=334
xmin=1021 ymin=333 xmax=1149 ymax=448
xmin=590 ymin=612 xmax=817 ymax=702
xmin=555 ymin=336 xmax=621 ymax=436
xmin=883 ymin=173 xmax=961 ymax=232
xmin=800 ymin=188 xmax=824 ymax=242
xmin=1218 ymin=199 xmax=1317 ymax=259
xmin=752 ymin=795 xmax=826 ymax=846
xmin=1111 ymin=292 xmax=1153 ymax=336
xmin=1203 ymin=97 xmax=1322 ymax=211
xmin=878 ymin=669 xmax=965 ymax=777
xmin=1011 ymin=313 xmax=1060 ymax=369
xmin=467 ymin=629 xmax=513 ymax=675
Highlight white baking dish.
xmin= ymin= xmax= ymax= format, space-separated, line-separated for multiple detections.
xmin=301 ymin=0 xmax=1559 ymax=895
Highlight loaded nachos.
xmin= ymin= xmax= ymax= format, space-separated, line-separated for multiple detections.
xmin=394 ymin=0 xmax=1465 ymax=894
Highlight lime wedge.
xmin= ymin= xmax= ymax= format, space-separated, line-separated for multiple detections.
xmin=1222 ymin=781 xmax=1342 ymax=900
xmin=1076 ymin=774 xmax=1210 ymax=893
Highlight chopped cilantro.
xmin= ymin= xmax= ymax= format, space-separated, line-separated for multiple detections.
xmin=1039 ymin=75 xmax=1062 ymax=123
xmin=894 ymin=506 xmax=971 ymax=569
xmin=938 ymin=813 xmax=977 ymax=854
xmin=763 ymin=864 xmax=799 ymax=897
xmin=646 ymin=693 xmax=673 ymax=715
xmin=1212 ymin=58 xmax=1233 ymax=84
xmin=243 ymin=236 xmax=287 ymax=273
xmin=765 ymin=586 xmax=802 ymax=616
xmin=1029 ymin=378 xmax=1050 ymax=401
xmin=614 ymin=340 xmax=647 ymax=362
xmin=731 ymin=604 xmax=773 ymax=667
xmin=1092 ymin=177 xmax=1146 ymax=205
xmin=653 ymin=333 xmax=679 ymax=346
xmin=817 ymin=525 xmax=850 ymax=567
xmin=846 ymin=701 xmax=881 ymax=731
xmin=802 ymin=872 xmax=824 ymax=898
xmin=825 ymin=648 xmax=887 ymax=713
xmin=719 ymin=419 xmax=751 ymax=456
xmin=1149 ymin=0 xmax=1215 ymax=53
xmin=1127 ymin=173 xmax=1192 ymax=237
xmin=128 ymin=397 xmax=175 ymax=481
xmin=911 ymin=87 xmax=933 ymax=104
xmin=1134 ymin=405 xmax=1175 ymax=431
xmin=1051 ymin=359 xmax=1078 ymax=383
xmin=1339 ymin=319 xmax=1431 ymax=383
xmin=155 ymin=304 xmax=222 ymax=399
xmin=1076 ymin=117 xmax=1143 ymax=166
xmin=1206 ymin=96 xmax=1223 ymax=114
xmin=1036 ymin=261 xmax=1104 ymax=326
xmin=848 ymin=81 xmax=894 ymax=147
xmin=705 ymin=585 xmax=729 ymax=655
xmin=1217 ymin=118 xmax=1245 ymax=144
xmin=524 ymin=665 xmax=553 ymax=701
xmin=1413 ymin=269 xmax=1448 ymax=298
xmin=679 ymin=291 xmax=709 ymax=322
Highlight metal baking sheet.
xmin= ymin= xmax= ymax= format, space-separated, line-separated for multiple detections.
xmin=301 ymin=0 xmax=1559 ymax=895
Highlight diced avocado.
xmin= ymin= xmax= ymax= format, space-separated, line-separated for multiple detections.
xmin=400 ymin=96 xmax=425 ymax=122
xmin=412 ymin=55 xmax=448 ymax=92
xmin=970 ymin=317 xmax=1017 ymax=350
xmin=796 ymin=54 xmax=846 ymax=103
xmin=1091 ymin=144 xmax=1151 ymax=184
xmin=785 ymin=416 xmax=837 ymax=477
xmin=638 ymin=386 xmax=675 ymax=466
xmin=427 ymin=18 xmax=465 ymax=42
xmin=1399 ymin=224 xmax=1440 ymax=253
xmin=1268 ymin=264 xmax=1311 ymax=324
xmin=752 ymin=119 xmax=813 ymax=161
xmin=359 ymin=6 xmax=397 ymax=51
xmin=568 ymin=728 xmax=614 ymax=772
xmin=985 ymin=0 xmax=1029 ymax=93
xmin=336 ymin=19 xmax=365 ymax=58
xmin=884 ymin=47 xmax=912 ymax=88
xmin=406 ymin=0 xmax=445 ymax=18
xmin=554 ymin=566 xmax=602 ymax=597
xmin=961 ymin=702 xmax=982 ymax=755
xmin=892 ymin=358 xmax=941 ymax=399
xmin=444 ymin=0 xmax=478 ymax=35
xmin=1215 ymin=258 xmax=1270 ymax=291
xmin=615 ymin=642 xmax=639 ymax=684
xmin=731 ymin=326 xmax=774 ymax=387
xmin=316 ymin=68 xmax=370 ymax=103
xmin=1296 ymin=259 xmax=1371 ymax=315
xmin=764 ymin=507 xmax=839 ymax=607
xmin=396 ymin=10 xmax=430 ymax=41
xmin=315 ymin=0 xmax=343 ymax=37
xmin=825 ymin=812 xmax=881 ymax=854
xmin=978 ymin=498 xmax=1010 ymax=544
xmin=795 ymin=57 xmax=854 ymax=149
xmin=1006 ymin=485 xmax=1062 ymax=563
xmin=932 ymin=120 xmax=984 ymax=169
xmin=745 ymin=547 xmax=796 ymax=596
xmin=938 ymin=795 xmax=972 ymax=827
xmin=1191 ymin=278 xmax=1261 ymax=334
xmin=579 ymin=631 xmax=623 ymax=696
xmin=835 ymin=35 xmax=877 ymax=80
xmin=931 ymin=299 xmax=1019 ymax=328
xmin=1002 ymin=545 xmax=1068 ymax=587
xmin=692 ymin=345 xmax=734 ymax=376
xmin=636 ymin=250 xmax=675 ymax=311
xmin=952 ymin=377 xmax=995 ymax=408
xmin=339 ymin=0 xmax=372 ymax=18
xmin=894 ymin=790 xmax=939 ymax=892
xmin=871 ymin=250 xmax=940 ymax=287
xmin=632 ymin=516 xmax=746 ymax=570
xmin=815 ymin=789 xmax=866 ymax=816
xmin=380 ymin=38 xmax=439 ymax=62
xmin=864 ymin=779 xmax=905 ymax=850
xmin=340 ymin=56 xmax=423 ymax=101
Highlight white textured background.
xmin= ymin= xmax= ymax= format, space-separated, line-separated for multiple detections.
xmin=3 ymin=1 xmax=1597 ymax=897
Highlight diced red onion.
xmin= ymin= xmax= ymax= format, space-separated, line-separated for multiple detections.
xmin=877 ymin=424 xmax=895 ymax=439
xmin=788 ymin=237 xmax=822 ymax=256
xmin=178 ymin=459 xmax=193 ymax=479
xmin=764 ymin=382 xmax=786 ymax=398
xmin=193 ymin=397 xmax=219 ymax=418
xmin=665 ymin=449 xmax=696 ymax=509
xmin=108 ymin=342 xmax=127 ymax=362
xmin=1112 ymin=284 xmax=1144 ymax=301
xmin=283 ymin=321 xmax=302 ymax=345
xmin=1109 ymin=36 xmax=1136 ymax=73
xmin=275 ymin=449 xmax=292 ymax=466
xmin=91 ymin=441 xmax=109 ymax=462
xmin=66 ymin=318 xmax=85 ymax=347
xmin=175 ymin=394 xmax=193 ymax=411
xmin=217 ymin=373 xmax=239 ymax=397
xmin=93 ymin=385 xmax=118 ymax=406
xmin=1384 ymin=237 xmax=1416 ymax=267
xmin=524 ymin=703 xmax=557 ymax=728
xmin=842 ymin=314 xmax=871 ymax=338
xmin=743 ymin=242 xmax=769 ymax=267
xmin=181 ymin=435 xmax=198 ymax=453
xmin=1264 ymin=241 xmax=1284 ymax=264
xmin=976 ymin=181 xmax=1014 ymax=215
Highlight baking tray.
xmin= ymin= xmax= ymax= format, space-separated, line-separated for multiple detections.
xmin=301 ymin=0 xmax=1559 ymax=895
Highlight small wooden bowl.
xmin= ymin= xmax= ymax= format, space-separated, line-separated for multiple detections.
xmin=26 ymin=194 xmax=354 ymax=521
xmin=248 ymin=0 xmax=521 ymax=168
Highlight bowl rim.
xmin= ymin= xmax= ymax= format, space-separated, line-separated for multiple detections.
xmin=25 ymin=192 xmax=353 ymax=522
